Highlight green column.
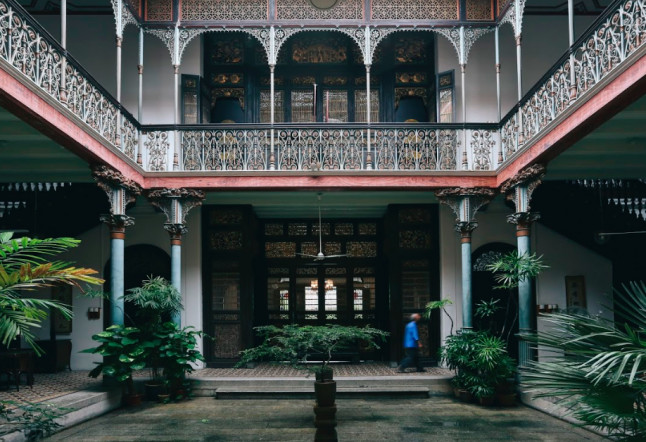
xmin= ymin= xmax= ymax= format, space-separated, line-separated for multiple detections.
xmin=110 ymin=228 xmax=125 ymax=326
xmin=170 ymin=232 xmax=182 ymax=326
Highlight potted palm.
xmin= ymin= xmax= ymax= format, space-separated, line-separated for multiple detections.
xmin=236 ymin=324 xmax=388 ymax=441
xmin=82 ymin=325 xmax=150 ymax=405
xmin=123 ymin=276 xmax=182 ymax=400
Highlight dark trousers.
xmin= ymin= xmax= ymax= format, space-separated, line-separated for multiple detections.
xmin=399 ymin=347 xmax=422 ymax=371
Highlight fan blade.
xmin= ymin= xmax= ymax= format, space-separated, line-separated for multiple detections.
xmin=323 ymin=254 xmax=349 ymax=259
xmin=296 ymin=253 xmax=319 ymax=259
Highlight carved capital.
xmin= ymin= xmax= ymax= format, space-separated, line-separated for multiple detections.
xmin=100 ymin=214 xmax=135 ymax=237
xmin=436 ymin=187 xmax=496 ymax=226
xmin=116 ymin=36 xmax=122 ymax=47
xmin=146 ymin=188 xmax=206 ymax=237
xmin=92 ymin=165 xmax=141 ymax=219
xmin=500 ymin=164 xmax=545 ymax=212
xmin=507 ymin=211 xmax=541 ymax=236
xmin=456 ymin=221 xmax=478 ymax=242
xmin=137 ymin=64 xmax=143 ymax=75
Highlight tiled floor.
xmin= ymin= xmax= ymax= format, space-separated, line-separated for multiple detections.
xmin=46 ymin=396 xmax=605 ymax=441
xmin=0 ymin=363 xmax=451 ymax=405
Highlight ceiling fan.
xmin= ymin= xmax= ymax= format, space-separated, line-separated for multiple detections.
xmin=594 ymin=230 xmax=646 ymax=244
xmin=297 ymin=194 xmax=349 ymax=263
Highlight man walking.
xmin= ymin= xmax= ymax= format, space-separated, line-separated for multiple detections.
xmin=398 ymin=313 xmax=425 ymax=373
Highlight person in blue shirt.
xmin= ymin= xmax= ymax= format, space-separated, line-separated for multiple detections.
xmin=398 ymin=313 xmax=426 ymax=373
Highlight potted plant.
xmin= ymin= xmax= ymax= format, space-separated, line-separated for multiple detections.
xmin=155 ymin=322 xmax=206 ymax=400
xmin=82 ymin=325 xmax=150 ymax=406
xmin=236 ymin=324 xmax=388 ymax=442
xmin=123 ymin=276 xmax=183 ymax=400
xmin=440 ymin=329 xmax=515 ymax=405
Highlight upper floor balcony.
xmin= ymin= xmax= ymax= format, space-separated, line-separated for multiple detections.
xmin=1 ymin=0 xmax=645 ymax=184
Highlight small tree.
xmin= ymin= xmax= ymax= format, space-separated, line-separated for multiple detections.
xmin=424 ymin=299 xmax=454 ymax=336
xmin=236 ymin=324 xmax=388 ymax=377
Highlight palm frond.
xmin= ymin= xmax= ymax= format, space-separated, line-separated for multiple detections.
xmin=0 ymin=234 xmax=82 ymax=271
xmin=0 ymin=262 xmax=103 ymax=293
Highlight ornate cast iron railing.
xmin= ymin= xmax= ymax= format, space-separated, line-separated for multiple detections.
xmin=0 ymin=0 xmax=139 ymax=162
xmin=500 ymin=0 xmax=646 ymax=162
xmin=139 ymin=125 xmax=499 ymax=172
xmin=0 ymin=0 xmax=645 ymax=175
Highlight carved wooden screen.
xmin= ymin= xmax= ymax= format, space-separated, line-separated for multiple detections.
xmin=260 ymin=91 xmax=284 ymax=123
xmin=291 ymin=90 xmax=315 ymax=123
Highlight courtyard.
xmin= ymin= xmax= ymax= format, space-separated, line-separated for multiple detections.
xmin=43 ymin=396 xmax=603 ymax=441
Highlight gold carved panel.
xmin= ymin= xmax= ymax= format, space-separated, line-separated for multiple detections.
xmin=292 ymin=37 xmax=348 ymax=64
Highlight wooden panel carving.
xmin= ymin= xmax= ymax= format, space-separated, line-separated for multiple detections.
xmin=213 ymin=323 xmax=241 ymax=358
xmin=276 ymin=0 xmax=363 ymax=20
xmin=146 ymin=0 xmax=172 ymax=21
xmin=181 ymin=0 xmax=268 ymax=21
xmin=467 ymin=0 xmax=493 ymax=21
xmin=292 ymin=37 xmax=348 ymax=64
xmin=371 ymin=0 xmax=458 ymax=21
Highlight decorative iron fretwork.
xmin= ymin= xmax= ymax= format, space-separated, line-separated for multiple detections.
xmin=471 ymin=130 xmax=494 ymax=171
xmin=146 ymin=0 xmax=172 ymax=21
xmin=288 ymin=223 xmax=308 ymax=236
xmin=211 ymin=209 xmax=243 ymax=225
xmin=398 ymin=208 xmax=431 ymax=224
xmin=301 ymin=242 xmax=318 ymax=256
xmin=473 ymin=251 xmax=504 ymax=272
xmin=347 ymin=241 xmax=377 ymax=257
xmin=358 ymin=223 xmax=377 ymax=235
xmin=467 ymin=0 xmax=494 ymax=21
xmin=313 ymin=222 xmax=331 ymax=236
xmin=111 ymin=0 xmax=138 ymax=36
xmin=213 ymin=323 xmax=241 ymax=359
xmin=371 ymin=0 xmax=458 ymax=20
xmin=265 ymin=223 xmax=284 ymax=235
xmin=143 ymin=130 xmax=170 ymax=171
xmin=181 ymin=0 xmax=268 ymax=21
xmin=334 ymin=223 xmax=354 ymax=235
xmin=210 ymin=231 xmax=243 ymax=250
xmin=265 ymin=241 xmax=297 ymax=258
xmin=323 ymin=242 xmax=342 ymax=255
xmin=399 ymin=230 xmax=431 ymax=249
xmin=402 ymin=259 xmax=429 ymax=268
xmin=500 ymin=164 xmax=545 ymax=213
xmin=276 ymin=0 xmax=363 ymax=21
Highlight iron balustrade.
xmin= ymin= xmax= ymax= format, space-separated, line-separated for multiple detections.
xmin=0 ymin=0 xmax=644 ymax=174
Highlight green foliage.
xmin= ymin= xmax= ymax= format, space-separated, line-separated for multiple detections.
xmin=123 ymin=276 xmax=182 ymax=327
xmin=0 ymin=400 xmax=71 ymax=441
xmin=424 ymin=299 xmax=454 ymax=336
xmin=82 ymin=324 xmax=150 ymax=395
xmin=154 ymin=322 xmax=206 ymax=382
xmin=0 ymin=232 xmax=103 ymax=353
xmin=522 ymin=281 xmax=646 ymax=440
xmin=236 ymin=324 xmax=388 ymax=374
xmin=440 ymin=330 xmax=515 ymax=399
xmin=486 ymin=252 xmax=548 ymax=290
xmin=475 ymin=298 xmax=501 ymax=320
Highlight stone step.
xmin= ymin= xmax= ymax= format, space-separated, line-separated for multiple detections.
xmin=190 ymin=375 xmax=452 ymax=399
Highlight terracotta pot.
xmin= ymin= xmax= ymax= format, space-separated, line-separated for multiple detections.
xmin=157 ymin=394 xmax=170 ymax=403
xmin=314 ymin=381 xmax=336 ymax=407
xmin=144 ymin=383 xmax=164 ymax=401
xmin=123 ymin=393 xmax=144 ymax=407
xmin=478 ymin=395 xmax=495 ymax=406
xmin=456 ymin=389 xmax=473 ymax=403
xmin=497 ymin=392 xmax=517 ymax=407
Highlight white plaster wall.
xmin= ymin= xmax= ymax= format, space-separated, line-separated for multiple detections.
xmin=438 ymin=198 xmax=613 ymax=360
xmin=56 ymin=200 xmax=203 ymax=370
xmin=31 ymin=16 xmax=202 ymax=124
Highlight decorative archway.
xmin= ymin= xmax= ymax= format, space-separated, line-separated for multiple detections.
xmin=103 ymin=244 xmax=171 ymax=327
